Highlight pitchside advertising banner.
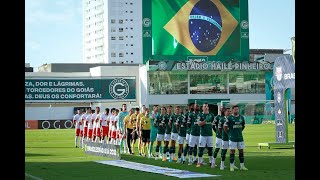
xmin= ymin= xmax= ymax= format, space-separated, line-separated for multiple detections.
xmin=25 ymin=77 xmax=136 ymax=102
xmin=273 ymin=55 xmax=295 ymax=143
xmin=25 ymin=120 xmax=75 ymax=129
xmin=143 ymin=0 xmax=249 ymax=63
xmin=84 ymin=142 xmax=121 ymax=160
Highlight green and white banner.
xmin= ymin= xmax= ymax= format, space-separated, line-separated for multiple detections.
xmin=143 ymin=0 xmax=249 ymax=63
xmin=25 ymin=78 xmax=136 ymax=102
xmin=148 ymin=60 xmax=273 ymax=71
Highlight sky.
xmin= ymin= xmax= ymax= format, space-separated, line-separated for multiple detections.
xmin=25 ymin=0 xmax=295 ymax=70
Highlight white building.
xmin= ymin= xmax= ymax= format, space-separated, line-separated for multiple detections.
xmin=83 ymin=0 xmax=142 ymax=64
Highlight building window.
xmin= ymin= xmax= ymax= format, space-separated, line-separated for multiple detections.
xmin=119 ymin=28 xmax=123 ymax=32
xmin=111 ymin=53 xmax=116 ymax=57
xmin=130 ymin=11 xmax=133 ymax=13
xmin=119 ymin=19 xmax=123 ymax=24
xmin=130 ymin=19 xmax=133 ymax=21
xmin=111 ymin=28 xmax=116 ymax=32
xmin=111 ymin=36 xmax=116 ymax=40
xmin=130 ymin=27 xmax=133 ymax=30
xmin=131 ymin=52 xmax=133 ymax=55
xmin=149 ymin=71 xmax=188 ymax=95
xmin=111 ymin=19 xmax=116 ymax=23
xmin=119 ymin=53 xmax=124 ymax=57
xmin=130 ymin=3 xmax=133 ymax=5
xmin=130 ymin=36 xmax=133 ymax=38
xmin=131 ymin=61 xmax=134 ymax=63
xmin=131 ymin=44 xmax=133 ymax=46
xmin=190 ymin=71 xmax=228 ymax=94
xmin=119 ymin=36 xmax=124 ymax=40
xmin=229 ymin=72 xmax=265 ymax=94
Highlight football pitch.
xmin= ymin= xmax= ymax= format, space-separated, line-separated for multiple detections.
xmin=25 ymin=124 xmax=295 ymax=180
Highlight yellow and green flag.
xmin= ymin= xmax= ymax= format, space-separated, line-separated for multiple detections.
xmin=143 ymin=0 xmax=249 ymax=63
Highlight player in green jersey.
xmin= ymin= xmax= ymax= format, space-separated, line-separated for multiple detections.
xmin=224 ymin=105 xmax=248 ymax=171
xmin=168 ymin=106 xmax=179 ymax=162
xmin=218 ymin=107 xmax=238 ymax=170
xmin=187 ymin=104 xmax=201 ymax=166
xmin=163 ymin=105 xmax=173 ymax=161
xmin=183 ymin=103 xmax=194 ymax=164
xmin=211 ymin=105 xmax=223 ymax=168
xmin=148 ymin=105 xmax=159 ymax=158
xmin=176 ymin=106 xmax=187 ymax=163
xmin=154 ymin=106 xmax=169 ymax=160
xmin=196 ymin=103 xmax=215 ymax=168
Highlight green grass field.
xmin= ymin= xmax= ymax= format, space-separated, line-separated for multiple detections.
xmin=25 ymin=124 xmax=295 ymax=180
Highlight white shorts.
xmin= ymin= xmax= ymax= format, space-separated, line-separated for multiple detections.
xmin=222 ymin=141 xmax=229 ymax=149
xmin=177 ymin=135 xmax=186 ymax=145
xmin=156 ymin=134 xmax=164 ymax=141
xmin=229 ymin=141 xmax=245 ymax=150
xmin=186 ymin=133 xmax=190 ymax=143
xmin=215 ymin=137 xmax=222 ymax=148
xmin=171 ymin=133 xmax=178 ymax=141
xmin=188 ymin=135 xmax=199 ymax=147
xmin=164 ymin=133 xmax=171 ymax=141
xmin=199 ymin=136 xmax=214 ymax=148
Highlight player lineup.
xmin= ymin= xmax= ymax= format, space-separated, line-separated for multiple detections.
xmin=73 ymin=103 xmax=248 ymax=171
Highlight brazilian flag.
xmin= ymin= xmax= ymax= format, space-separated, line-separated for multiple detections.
xmin=144 ymin=0 xmax=249 ymax=62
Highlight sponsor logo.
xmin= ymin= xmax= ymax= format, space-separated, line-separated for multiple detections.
xmin=143 ymin=30 xmax=151 ymax=37
xmin=85 ymin=141 xmax=121 ymax=159
xmin=109 ymin=78 xmax=130 ymax=99
xmin=96 ymin=160 xmax=217 ymax=178
xmin=25 ymin=120 xmax=38 ymax=129
xmin=284 ymin=73 xmax=295 ymax=80
xmin=143 ymin=18 xmax=151 ymax=27
xmin=277 ymin=92 xmax=281 ymax=103
xmin=158 ymin=61 xmax=167 ymax=70
xmin=37 ymin=120 xmax=74 ymax=129
xmin=275 ymin=66 xmax=282 ymax=81
xmin=276 ymin=119 xmax=283 ymax=126
xmin=240 ymin=20 xmax=249 ymax=29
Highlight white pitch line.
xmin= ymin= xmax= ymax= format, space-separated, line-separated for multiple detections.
xmin=25 ymin=173 xmax=43 ymax=180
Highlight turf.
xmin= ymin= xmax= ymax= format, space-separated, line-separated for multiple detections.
xmin=25 ymin=124 xmax=295 ymax=180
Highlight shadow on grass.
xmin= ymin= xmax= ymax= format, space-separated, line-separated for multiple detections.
xmin=25 ymin=155 xmax=295 ymax=180
xmin=25 ymin=153 xmax=53 ymax=157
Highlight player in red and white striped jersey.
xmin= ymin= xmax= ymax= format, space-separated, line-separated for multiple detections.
xmin=109 ymin=109 xmax=119 ymax=145
xmin=73 ymin=109 xmax=82 ymax=148
xmin=100 ymin=108 xmax=110 ymax=143
xmin=91 ymin=107 xmax=101 ymax=142
xmin=86 ymin=110 xmax=93 ymax=141
xmin=81 ymin=107 xmax=91 ymax=147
